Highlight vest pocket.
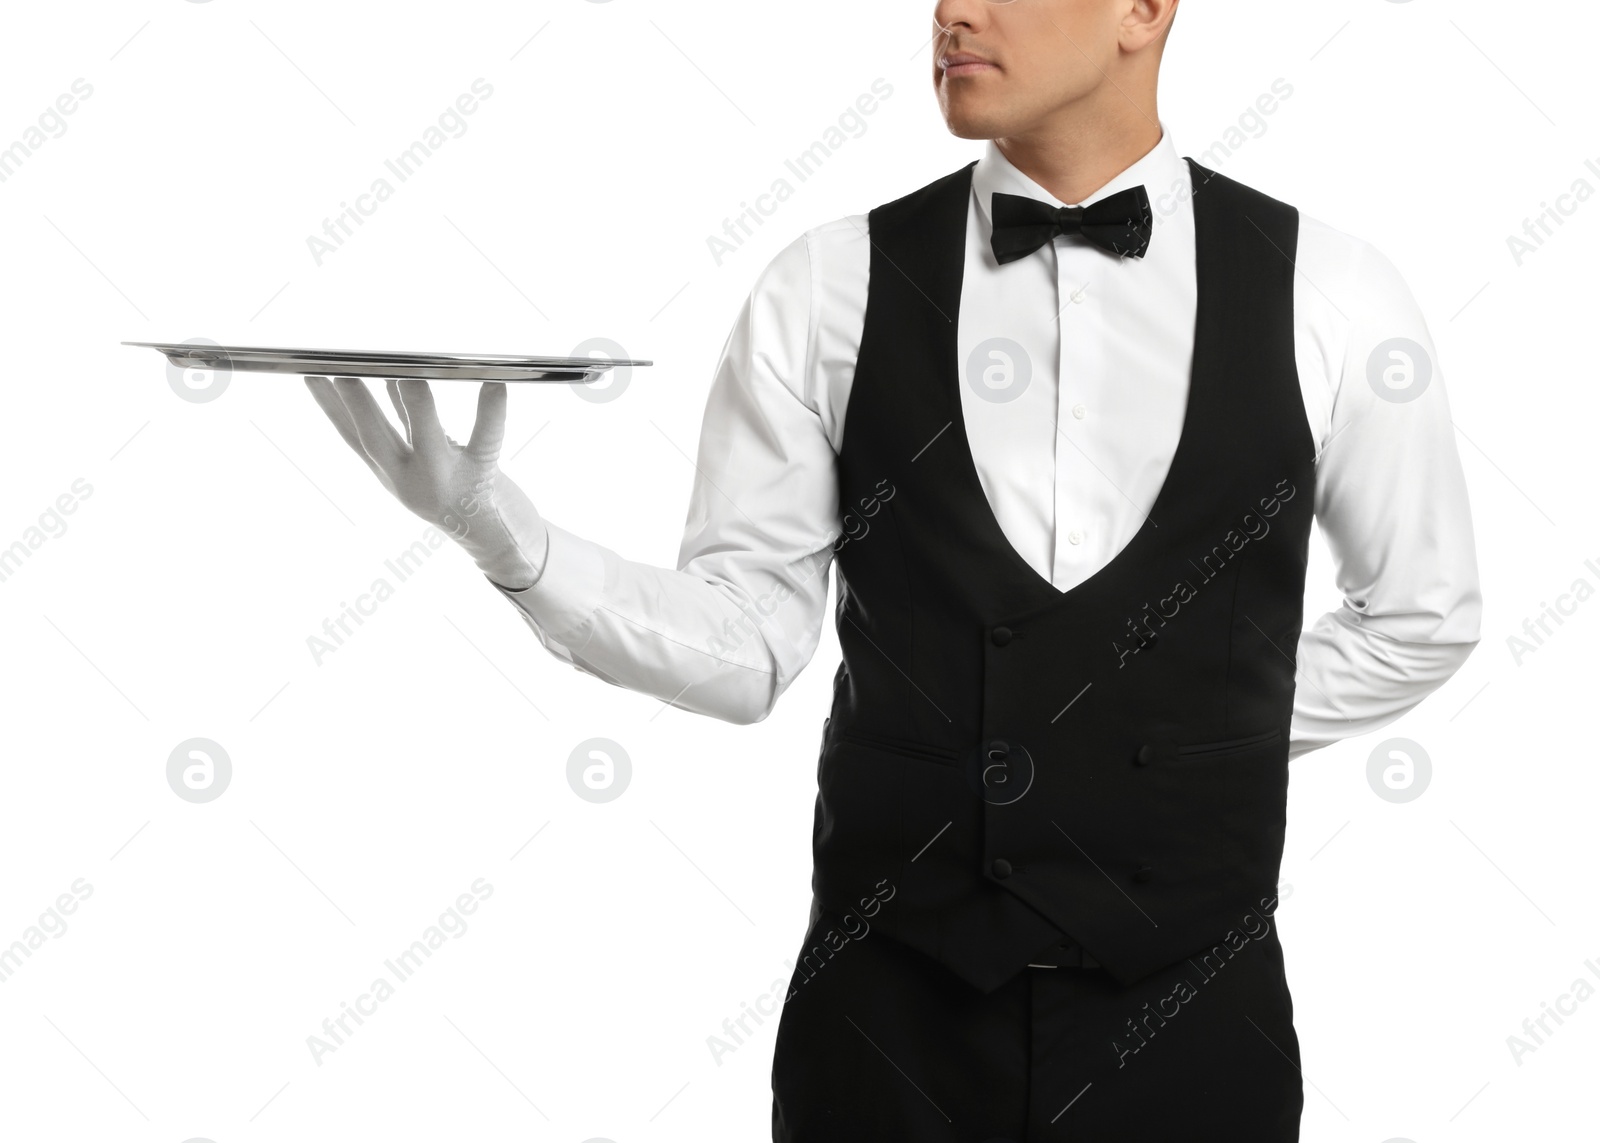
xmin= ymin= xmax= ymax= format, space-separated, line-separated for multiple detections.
xmin=1131 ymin=726 xmax=1290 ymax=882
xmin=1175 ymin=727 xmax=1283 ymax=759
xmin=834 ymin=728 xmax=961 ymax=766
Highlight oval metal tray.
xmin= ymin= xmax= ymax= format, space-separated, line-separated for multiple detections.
xmin=123 ymin=341 xmax=652 ymax=383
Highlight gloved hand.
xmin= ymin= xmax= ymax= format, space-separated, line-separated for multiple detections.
xmin=305 ymin=376 xmax=549 ymax=590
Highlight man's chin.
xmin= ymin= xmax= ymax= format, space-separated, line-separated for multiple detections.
xmin=937 ymin=90 xmax=1021 ymax=141
xmin=941 ymin=112 xmax=1008 ymax=142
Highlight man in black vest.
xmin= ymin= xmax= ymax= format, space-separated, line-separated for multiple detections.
xmin=308 ymin=1 xmax=1482 ymax=1139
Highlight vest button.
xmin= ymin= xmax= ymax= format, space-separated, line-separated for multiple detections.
xmin=991 ymin=625 xmax=1013 ymax=646
xmin=1134 ymin=864 xmax=1154 ymax=883
xmin=991 ymin=858 xmax=1013 ymax=880
xmin=1135 ymin=744 xmax=1158 ymax=766
xmin=987 ymin=739 xmax=1010 ymax=761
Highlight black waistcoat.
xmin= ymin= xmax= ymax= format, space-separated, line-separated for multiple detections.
xmin=811 ymin=159 xmax=1317 ymax=994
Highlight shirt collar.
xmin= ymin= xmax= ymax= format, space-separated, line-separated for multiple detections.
xmin=973 ymin=125 xmax=1185 ymax=230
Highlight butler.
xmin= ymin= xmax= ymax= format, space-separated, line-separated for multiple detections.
xmin=307 ymin=1 xmax=1482 ymax=1139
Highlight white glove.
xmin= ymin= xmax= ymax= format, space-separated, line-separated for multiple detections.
xmin=306 ymin=376 xmax=549 ymax=590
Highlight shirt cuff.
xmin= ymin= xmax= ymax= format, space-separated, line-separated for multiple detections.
xmin=485 ymin=520 xmax=610 ymax=650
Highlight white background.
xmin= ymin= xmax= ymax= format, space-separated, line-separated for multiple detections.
xmin=1 ymin=1 xmax=1596 ymax=1140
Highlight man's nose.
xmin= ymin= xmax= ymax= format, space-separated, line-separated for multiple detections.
xmin=932 ymin=0 xmax=988 ymax=35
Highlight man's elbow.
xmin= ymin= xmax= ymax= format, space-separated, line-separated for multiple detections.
xmin=668 ymin=675 xmax=781 ymax=726
xmin=1419 ymin=633 xmax=1480 ymax=693
xmin=1442 ymin=634 xmax=1480 ymax=675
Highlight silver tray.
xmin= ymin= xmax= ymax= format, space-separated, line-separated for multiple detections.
xmin=123 ymin=341 xmax=652 ymax=383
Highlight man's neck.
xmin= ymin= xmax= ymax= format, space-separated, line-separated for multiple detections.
xmin=992 ymin=106 xmax=1163 ymax=206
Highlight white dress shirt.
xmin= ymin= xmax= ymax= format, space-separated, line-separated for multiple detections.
xmin=493 ymin=129 xmax=1482 ymax=759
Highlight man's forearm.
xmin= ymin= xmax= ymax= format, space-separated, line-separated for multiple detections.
xmin=487 ymin=520 xmax=830 ymax=725
xmin=1289 ymin=606 xmax=1480 ymax=759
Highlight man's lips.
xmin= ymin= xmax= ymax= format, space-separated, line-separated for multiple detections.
xmin=939 ymin=50 xmax=999 ymax=77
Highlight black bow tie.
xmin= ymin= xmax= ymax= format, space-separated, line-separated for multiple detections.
xmin=989 ymin=185 xmax=1154 ymax=264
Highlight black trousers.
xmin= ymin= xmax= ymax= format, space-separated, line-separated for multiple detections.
xmin=771 ymin=908 xmax=1303 ymax=1142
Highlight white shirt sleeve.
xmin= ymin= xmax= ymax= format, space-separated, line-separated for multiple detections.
xmin=486 ymin=232 xmax=842 ymax=724
xmin=1290 ymin=220 xmax=1483 ymax=758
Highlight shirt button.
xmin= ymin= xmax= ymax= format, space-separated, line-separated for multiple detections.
xmin=1068 ymin=530 xmax=1083 ymax=545
xmin=1135 ymin=744 xmax=1158 ymax=766
xmin=991 ymin=858 xmax=1013 ymax=880
xmin=1072 ymin=404 xmax=1087 ymax=420
xmin=991 ymin=625 xmax=1013 ymax=646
